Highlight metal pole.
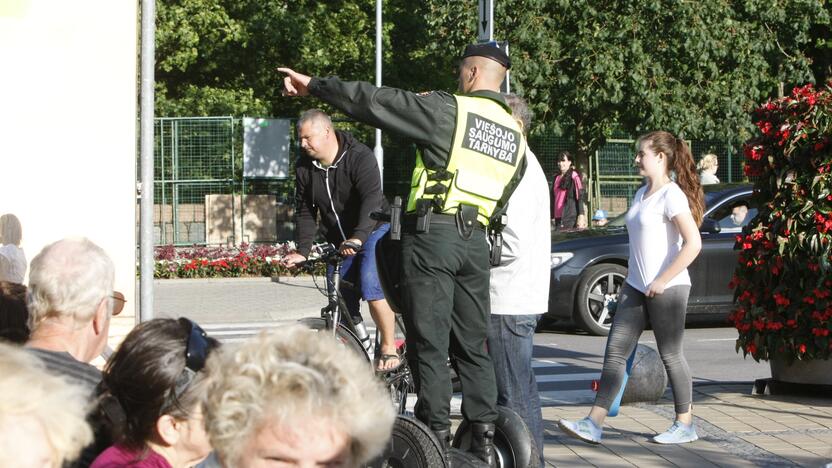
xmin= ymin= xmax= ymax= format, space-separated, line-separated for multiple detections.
xmin=139 ymin=0 xmax=156 ymax=322
xmin=374 ymin=0 xmax=384 ymax=188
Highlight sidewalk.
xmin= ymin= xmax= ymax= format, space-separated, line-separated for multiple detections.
xmin=541 ymin=383 xmax=832 ymax=467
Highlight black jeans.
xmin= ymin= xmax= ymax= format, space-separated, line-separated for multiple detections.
xmin=401 ymin=223 xmax=498 ymax=430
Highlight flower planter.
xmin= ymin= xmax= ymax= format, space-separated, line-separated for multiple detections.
xmin=769 ymin=356 xmax=832 ymax=386
xmin=730 ymin=84 xmax=832 ymax=365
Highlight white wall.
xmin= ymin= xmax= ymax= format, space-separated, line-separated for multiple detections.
xmin=0 ymin=0 xmax=138 ymax=345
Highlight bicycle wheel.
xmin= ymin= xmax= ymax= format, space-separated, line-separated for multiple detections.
xmin=368 ymin=415 xmax=447 ymax=468
xmin=384 ymin=365 xmax=415 ymax=415
xmin=297 ymin=317 xmax=370 ymax=362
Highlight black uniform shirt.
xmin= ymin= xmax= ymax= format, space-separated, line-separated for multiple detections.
xmin=308 ymin=77 xmax=522 ymax=174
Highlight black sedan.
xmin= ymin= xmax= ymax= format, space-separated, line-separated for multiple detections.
xmin=544 ymin=184 xmax=755 ymax=335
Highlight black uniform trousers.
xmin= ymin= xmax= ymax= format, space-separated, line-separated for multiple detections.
xmin=401 ymin=222 xmax=498 ymax=430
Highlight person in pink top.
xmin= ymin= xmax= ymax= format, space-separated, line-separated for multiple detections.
xmin=551 ymin=151 xmax=587 ymax=230
xmin=91 ymin=318 xmax=218 ymax=468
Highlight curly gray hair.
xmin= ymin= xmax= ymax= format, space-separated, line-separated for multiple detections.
xmin=203 ymin=326 xmax=395 ymax=466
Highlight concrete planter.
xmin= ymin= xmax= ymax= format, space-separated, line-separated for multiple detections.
xmin=769 ymin=355 xmax=832 ymax=386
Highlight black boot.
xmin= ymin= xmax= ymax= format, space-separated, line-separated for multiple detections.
xmin=433 ymin=429 xmax=452 ymax=467
xmin=469 ymin=422 xmax=496 ymax=467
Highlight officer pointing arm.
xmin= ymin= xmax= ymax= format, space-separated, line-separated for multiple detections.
xmin=278 ymin=45 xmax=526 ymax=465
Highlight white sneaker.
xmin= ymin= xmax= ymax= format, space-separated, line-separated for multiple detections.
xmin=653 ymin=421 xmax=698 ymax=444
xmin=557 ymin=417 xmax=602 ymax=444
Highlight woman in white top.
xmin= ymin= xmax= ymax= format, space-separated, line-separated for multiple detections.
xmin=0 ymin=214 xmax=26 ymax=284
xmin=558 ymin=131 xmax=704 ymax=445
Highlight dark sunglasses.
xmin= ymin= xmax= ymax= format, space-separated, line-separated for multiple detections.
xmin=181 ymin=317 xmax=210 ymax=373
xmin=162 ymin=318 xmax=212 ymax=413
xmin=110 ymin=291 xmax=126 ymax=316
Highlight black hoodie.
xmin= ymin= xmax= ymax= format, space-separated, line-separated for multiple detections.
xmin=294 ymin=130 xmax=383 ymax=257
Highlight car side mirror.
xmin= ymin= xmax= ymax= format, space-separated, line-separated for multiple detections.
xmin=700 ymin=217 xmax=721 ymax=234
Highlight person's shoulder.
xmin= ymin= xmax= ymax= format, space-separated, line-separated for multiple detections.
xmin=666 ymin=181 xmax=687 ymax=197
xmin=663 ymin=182 xmax=689 ymax=206
xmin=417 ymin=90 xmax=456 ymax=107
xmin=337 ymin=130 xmax=373 ymax=156
xmin=27 ymin=348 xmax=101 ymax=390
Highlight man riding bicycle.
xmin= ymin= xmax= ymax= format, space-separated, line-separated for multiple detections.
xmin=281 ymin=109 xmax=401 ymax=372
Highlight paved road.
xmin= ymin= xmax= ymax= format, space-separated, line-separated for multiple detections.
xmin=532 ymin=325 xmax=771 ymax=406
xmin=155 ymin=278 xmax=771 ymax=406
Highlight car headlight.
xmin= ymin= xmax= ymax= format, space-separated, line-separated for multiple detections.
xmin=551 ymin=252 xmax=573 ymax=269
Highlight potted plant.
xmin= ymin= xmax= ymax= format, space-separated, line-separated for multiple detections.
xmin=730 ymin=83 xmax=832 ymax=385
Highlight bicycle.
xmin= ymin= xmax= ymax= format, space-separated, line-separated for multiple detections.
xmin=294 ymin=242 xmax=372 ymax=362
xmin=296 ymin=242 xmax=416 ymax=415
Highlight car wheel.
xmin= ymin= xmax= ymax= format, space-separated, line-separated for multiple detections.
xmin=574 ymin=263 xmax=627 ymax=336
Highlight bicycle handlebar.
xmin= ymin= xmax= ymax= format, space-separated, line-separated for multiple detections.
xmin=293 ymin=242 xmax=362 ymax=274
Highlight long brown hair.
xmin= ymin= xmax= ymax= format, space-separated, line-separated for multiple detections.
xmin=639 ymin=131 xmax=705 ymax=225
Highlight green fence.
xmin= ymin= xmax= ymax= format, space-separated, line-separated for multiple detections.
xmin=142 ymin=117 xmax=747 ymax=245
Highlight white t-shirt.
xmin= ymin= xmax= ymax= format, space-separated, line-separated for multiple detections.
xmin=489 ymin=150 xmax=551 ymax=315
xmin=624 ymin=182 xmax=692 ymax=293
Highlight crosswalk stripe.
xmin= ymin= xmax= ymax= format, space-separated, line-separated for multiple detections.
xmin=535 ymin=372 xmax=599 ymax=383
xmin=531 ymin=359 xmax=567 ymax=368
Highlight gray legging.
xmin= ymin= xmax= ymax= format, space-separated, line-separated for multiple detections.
xmin=595 ymin=282 xmax=693 ymax=414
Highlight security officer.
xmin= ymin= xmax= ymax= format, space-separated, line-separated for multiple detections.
xmin=278 ymin=44 xmax=527 ymax=466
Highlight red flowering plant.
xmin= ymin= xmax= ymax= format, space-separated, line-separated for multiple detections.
xmin=730 ymin=83 xmax=832 ymax=363
xmin=152 ymin=242 xmax=323 ymax=279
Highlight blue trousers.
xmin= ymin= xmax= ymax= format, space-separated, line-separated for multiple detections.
xmin=487 ymin=313 xmax=544 ymax=462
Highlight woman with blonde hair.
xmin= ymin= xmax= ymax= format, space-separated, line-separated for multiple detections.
xmin=202 ymin=326 xmax=395 ymax=467
xmin=0 ymin=341 xmax=93 ymax=467
xmin=697 ymin=153 xmax=720 ymax=185
xmin=558 ymin=131 xmax=704 ymax=445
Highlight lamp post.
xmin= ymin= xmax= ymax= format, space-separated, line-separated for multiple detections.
xmin=374 ymin=0 xmax=384 ymax=187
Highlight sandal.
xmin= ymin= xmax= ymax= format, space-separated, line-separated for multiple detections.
xmin=375 ymin=353 xmax=403 ymax=373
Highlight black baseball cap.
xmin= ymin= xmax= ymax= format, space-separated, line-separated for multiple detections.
xmin=461 ymin=43 xmax=511 ymax=69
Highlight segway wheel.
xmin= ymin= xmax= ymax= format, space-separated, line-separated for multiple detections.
xmin=452 ymin=406 xmax=540 ymax=468
xmin=369 ymin=416 xmax=447 ymax=468
xmin=449 ymin=448 xmax=489 ymax=467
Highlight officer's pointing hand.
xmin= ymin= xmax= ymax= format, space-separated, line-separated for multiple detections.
xmin=278 ymin=67 xmax=311 ymax=97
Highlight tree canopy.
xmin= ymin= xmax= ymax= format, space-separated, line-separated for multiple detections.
xmin=155 ymin=0 xmax=829 ymax=162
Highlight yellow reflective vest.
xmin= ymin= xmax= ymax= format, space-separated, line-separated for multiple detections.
xmin=406 ymin=95 xmax=527 ymax=226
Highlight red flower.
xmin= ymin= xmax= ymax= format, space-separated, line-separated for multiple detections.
xmin=756 ymin=121 xmax=774 ymax=136
xmin=774 ymin=293 xmax=791 ymax=307
xmin=798 ymin=344 xmax=807 ymax=354
xmin=746 ymin=343 xmax=757 ymax=355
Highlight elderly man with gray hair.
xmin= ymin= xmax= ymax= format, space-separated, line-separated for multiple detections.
xmin=25 ymin=237 xmax=118 ymax=465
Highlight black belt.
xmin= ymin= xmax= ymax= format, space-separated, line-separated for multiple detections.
xmin=402 ymin=212 xmax=486 ymax=230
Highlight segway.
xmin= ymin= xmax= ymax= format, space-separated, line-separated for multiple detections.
xmin=371 ymin=199 xmax=536 ymax=468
